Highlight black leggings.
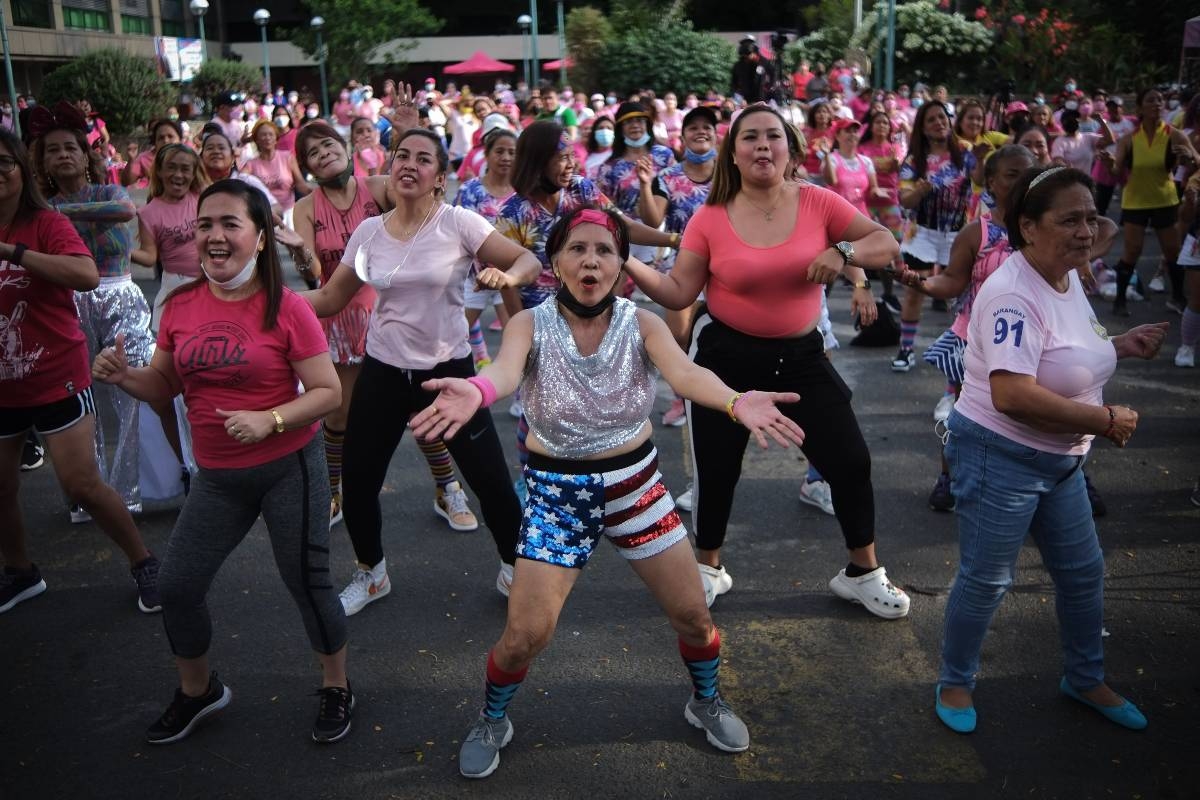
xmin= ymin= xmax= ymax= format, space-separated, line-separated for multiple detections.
xmin=341 ymin=354 xmax=521 ymax=567
xmin=688 ymin=311 xmax=875 ymax=552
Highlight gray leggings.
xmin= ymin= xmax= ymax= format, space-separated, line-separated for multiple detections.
xmin=159 ymin=436 xmax=346 ymax=659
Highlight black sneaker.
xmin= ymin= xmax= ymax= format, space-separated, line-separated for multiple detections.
xmin=931 ymin=298 xmax=948 ymax=312
xmin=0 ymin=564 xmax=47 ymax=614
xmin=312 ymin=684 xmax=355 ymax=743
xmin=132 ymin=555 xmax=162 ymax=614
xmin=19 ymin=435 xmax=44 ymax=471
xmin=1083 ymin=473 xmax=1106 ymax=517
xmin=928 ymin=472 xmax=955 ymax=512
xmin=146 ymin=672 xmax=232 ymax=744
xmin=882 ymin=293 xmax=901 ymax=313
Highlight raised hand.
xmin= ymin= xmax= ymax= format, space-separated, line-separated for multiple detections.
xmin=475 ymin=266 xmax=517 ymax=291
xmin=409 ymin=377 xmax=484 ymax=441
xmin=635 ymin=154 xmax=656 ymax=186
xmin=92 ymin=332 xmax=129 ymax=384
xmin=732 ymin=390 xmax=805 ymax=449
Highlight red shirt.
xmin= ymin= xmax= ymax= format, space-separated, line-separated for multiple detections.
xmin=157 ymin=286 xmax=329 ymax=469
xmin=0 ymin=209 xmax=94 ymax=408
xmin=681 ymin=187 xmax=858 ymax=338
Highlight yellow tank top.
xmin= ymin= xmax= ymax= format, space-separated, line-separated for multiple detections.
xmin=1123 ymin=121 xmax=1178 ymax=210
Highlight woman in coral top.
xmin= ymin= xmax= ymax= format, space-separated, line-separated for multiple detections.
xmin=241 ymin=119 xmax=311 ymax=227
xmin=624 ymin=105 xmax=911 ymax=617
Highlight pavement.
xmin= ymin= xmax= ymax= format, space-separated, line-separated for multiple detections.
xmin=3 ymin=233 xmax=1198 ymax=800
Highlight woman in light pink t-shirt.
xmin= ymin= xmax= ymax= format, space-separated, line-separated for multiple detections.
xmin=936 ymin=165 xmax=1167 ymax=736
xmin=241 ymin=120 xmax=310 ymax=218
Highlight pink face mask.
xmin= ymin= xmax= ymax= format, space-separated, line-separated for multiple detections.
xmin=884 ymin=100 xmax=897 ymax=111
xmin=1079 ymin=103 xmax=1093 ymax=116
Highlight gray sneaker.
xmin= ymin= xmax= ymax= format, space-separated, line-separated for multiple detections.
xmin=684 ymin=693 xmax=749 ymax=753
xmin=459 ymin=711 xmax=513 ymax=778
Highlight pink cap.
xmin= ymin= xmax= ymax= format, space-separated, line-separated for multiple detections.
xmin=1005 ymin=101 xmax=1029 ymax=115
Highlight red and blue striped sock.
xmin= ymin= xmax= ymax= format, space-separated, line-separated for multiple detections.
xmin=483 ymin=650 xmax=527 ymax=719
xmin=679 ymin=629 xmax=721 ymax=700
xmin=900 ymin=319 xmax=919 ymax=351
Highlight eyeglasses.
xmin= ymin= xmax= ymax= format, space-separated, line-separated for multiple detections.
xmin=0 ymin=156 xmax=18 ymax=174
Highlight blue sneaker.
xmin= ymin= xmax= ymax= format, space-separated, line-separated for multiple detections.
xmin=934 ymin=683 xmax=976 ymax=733
xmin=1059 ymin=677 xmax=1146 ymax=730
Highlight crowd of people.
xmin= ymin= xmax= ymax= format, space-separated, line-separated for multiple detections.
xmin=1 ymin=55 xmax=1197 ymax=772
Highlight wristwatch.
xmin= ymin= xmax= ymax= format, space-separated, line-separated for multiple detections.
xmin=852 ymin=279 xmax=871 ymax=290
xmin=834 ymin=241 xmax=855 ymax=265
xmin=270 ymin=409 xmax=285 ymax=434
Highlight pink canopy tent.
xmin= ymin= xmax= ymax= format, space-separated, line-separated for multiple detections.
xmin=444 ymin=51 xmax=515 ymax=76
xmin=542 ymin=57 xmax=575 ymax=71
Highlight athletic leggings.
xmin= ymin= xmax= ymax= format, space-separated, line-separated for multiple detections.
xmin=341 ymin=354 xmax=521 ymax=568
xmin=158 ymin=436 xmax=345 ymax=659
xmin=688 ymin=311 xmax=875 ymax=552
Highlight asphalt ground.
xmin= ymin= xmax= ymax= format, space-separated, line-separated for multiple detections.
xmin=2 ymin=227 xmax=1198 ymax=800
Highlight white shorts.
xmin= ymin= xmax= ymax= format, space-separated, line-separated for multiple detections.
xmin=901 ymin=226 xmax=958 ymax=267
xmin=463 ymin=276 xmax=504 ymax=311
xmin=152 ymin=271 xmax=197 ymax=332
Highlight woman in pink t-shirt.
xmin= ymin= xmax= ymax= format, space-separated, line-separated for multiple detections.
xmin=822 ymin=118 xmax=886 ymax=215
xmin=241 ymin=119 xmax=311 ymax=222
xmin=624 ymin=106 xmax=912 ymax=618
xmin=120 ymin=117 xmax=184 ymax=188
xmin=349 ymin=116 xmax=387 ymax=177
xmin=934 ymin=166 xmax=1167 ymax=735
xmin=93 ymin=179 xmax=352 ymax=745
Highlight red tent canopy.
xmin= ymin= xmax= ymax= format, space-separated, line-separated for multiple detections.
xmin=542 ymin=57 xmax=575 ymax=70
xmin=444 ymin=51 xmax=515 ymax=75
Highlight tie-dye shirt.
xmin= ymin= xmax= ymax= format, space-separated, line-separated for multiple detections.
xmin=49 ymin=184 xmax=138 ymax=278
xmin=494 ymin=176 xmax=613 ymax=308
xmin=898 ymin=150 xmax=976 ymax=233
xmin=594 ymin=145 xmax=677 ymax=221
xmin=651 ymin=164 xmax=712 ymax=235
xmin=454 ymin=178 xmax=514 ymax=224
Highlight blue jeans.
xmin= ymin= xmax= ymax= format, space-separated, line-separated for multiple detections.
xmin=940 ymin=410 xmax=1105 ymax=692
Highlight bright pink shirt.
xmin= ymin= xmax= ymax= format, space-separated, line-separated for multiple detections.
xmin=0 ymin=210 xmax=93 ymax=407
xmin=827 ymin=151 xmax=875 ymax=215
xmin=156 ymin=287 xmax=328 ymax=469
xmin=858 ymin=140 xmax=901 ymax=204
xmin=681 ymin=187 xmax=859 ymax=338
xmin=138 ymin=194 xmax=201 ymax=278
xmin=241 ymin=150 xmax=296 ymax=211
xmin=955 ymin=251 xmax=1117 ymax=456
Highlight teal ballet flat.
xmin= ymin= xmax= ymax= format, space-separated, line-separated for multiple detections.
xmin=935 ymin=683 xmax=976 ymax=734
xmin=1059 ymin=677 xmax=1147 ymax=731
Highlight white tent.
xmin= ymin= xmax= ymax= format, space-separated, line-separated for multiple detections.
xmin=1180 ymin=15 xmax=1200 ymax=88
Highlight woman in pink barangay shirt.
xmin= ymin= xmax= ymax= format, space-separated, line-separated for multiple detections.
xmin=934 ymin=165 xmax=1167 ymax=735
xmin=241 ymin=119 xmax=311 ymax=227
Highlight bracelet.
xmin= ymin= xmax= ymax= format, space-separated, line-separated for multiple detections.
xmin=466 ymin=375 xmax=498 ymax=408
xmin=1103 ymin=404 xmax=1116 ymax=438
xmin=725 ymin=391 xmax=745 ymax=423
xmin=668 ymin=232 xmax=681 ymax=249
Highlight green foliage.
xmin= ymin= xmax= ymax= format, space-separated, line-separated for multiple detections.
xmin=597 ymin=19 xmax=735 ymax=96
xmin=608 ymin=0 xmax=687 ymax=35
xmin=565 ymin=6 xmax=613 ymax=94
xmin=785 ymin=30 xmax=851 ymax=73
xmin=190 ymin=58 xmax=266 ymax=104
xmin=850 ymin=1 xmax=992 ymax=89
xmin=39 ymin=48 xmax=172 ymax=138
xmin=289 ymin=0 xmax=442 ymax=92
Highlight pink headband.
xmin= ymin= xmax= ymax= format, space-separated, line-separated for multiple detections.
xmin=567 ymin=208 xmax=622 ymax=242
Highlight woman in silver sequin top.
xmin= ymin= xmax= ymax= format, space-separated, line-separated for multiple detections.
xmin=412 ymin=206 xmax=804 ymax=779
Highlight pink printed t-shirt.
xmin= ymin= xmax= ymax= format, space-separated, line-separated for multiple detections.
xmin=341 ymin=204 xmax=494 ymax=370
xmin=681 ymin=186 xmax=859 ymax=338
xmin=156 ymin=286 xmax=329 ymax=469
xmin=0 ymin=210 xmax=94 ymax=407
xmin=138 ymin=194 xmax=201 ymax=278
xmin=955 ymin=251 xmax=1117 ymax=456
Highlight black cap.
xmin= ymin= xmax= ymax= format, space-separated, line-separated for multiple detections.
xmin=214 ymin=90 xmax=240 ymax=107
xmin=614 ymin=101 xmax=649 ymax=127
xmin=682 ymin=105 xmax=719 ymax=129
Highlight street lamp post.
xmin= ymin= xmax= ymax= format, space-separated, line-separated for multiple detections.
xmin=189 ymin=0 xmax=209 ymax=63
xmin=253 ymin=8 xmax=272 ymax=96
xmin=0 ymin=0 xmax=19 ymax=139
xmin=529 ymin=1 xmax=539 ymax=87
xmin=556 ymin=0 xmax=566 ymax=87
xmin=311 ymin=16 xmax=328 ymax=120
xmin=517 ymin=14 xmax=532 ymax=88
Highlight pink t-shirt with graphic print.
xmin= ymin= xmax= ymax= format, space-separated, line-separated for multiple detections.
xmin=954 ymin=251 xmax=1117 ymax=456
xmin=156 ymin=286 xmax=328 ymax=469
xmin=138 ymin=194 xmax=201 ymax=278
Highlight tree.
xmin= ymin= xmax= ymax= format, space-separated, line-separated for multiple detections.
xmin=565 ymin=6 xmax=613 ymax=94
xmin=39 ymin=48 xmax=172 ymax=138
xmin=849 ymin=1 xmax=992 ymax=90
xmin=598 ymin=19 xmax=736 ymax=96
xmin=190 ymin=58 xmax=266 ymax=105
xmin=289 ymin=0 xmax=442 ymax=91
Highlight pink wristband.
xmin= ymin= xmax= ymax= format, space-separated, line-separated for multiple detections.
xmin=466 ymin=376 xmax=497 ymax=408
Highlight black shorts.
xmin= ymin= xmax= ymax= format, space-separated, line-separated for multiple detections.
xmin=0 ymin=387 xmax=95 ymax=439
xmin=1120 ymin=205 xmax=1179 ymax=230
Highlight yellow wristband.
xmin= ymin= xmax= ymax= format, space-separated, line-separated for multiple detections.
xmin=725 ymin=392 xmax=744 ymax=423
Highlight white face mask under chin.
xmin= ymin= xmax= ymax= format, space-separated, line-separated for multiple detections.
xmin=203 ymin=233 xmax=262 ymax=291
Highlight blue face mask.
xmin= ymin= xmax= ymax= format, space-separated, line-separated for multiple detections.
xmin=912 ymin=98 xmax=924 ymax=109
xmin=1065 ymin=83 xmax=1077 ymax=93
xmin=623 ymin=133 xmax=651 ymax=148
xmin=594 ymin=128 xmax=615 ymax=148
xmin=605 ymin=96 xmax=616 ymax=106
xmin=684 ymin=148 xmax=717 ymax=164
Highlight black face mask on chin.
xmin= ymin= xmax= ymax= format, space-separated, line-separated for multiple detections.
xmin=316 ymin=157 xmax=354 ymax=189
xmin=555 ymin=282 xmax=617 ymax=318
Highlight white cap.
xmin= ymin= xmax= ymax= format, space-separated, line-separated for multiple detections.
xmin=482 ymin=112 xmax=514 ymax=137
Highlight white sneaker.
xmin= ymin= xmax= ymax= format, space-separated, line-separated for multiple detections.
xmin=435 ymin=481 xmax=479 ymax=531
xmin=675 ymin=485 xmax=694 ymax=512
xmin=496 ymin=562 xmax=514 ymax=598
xmin=933 ymin=393 xmax=955 ymax=423
xmin=829 ymin=566 xmax=910 ymax=619
xmin=1149 ymin=275 xmax=1166 ymax=293
xmin=69 ymin=505 xmax=92 ymax=524
xmin=339 ymin=559 xmax=390 ymax=616
xmin=798 ymin=479 xmax=835 ymax=516
xmin=1175 ymin=345 xmax=1195 ymax=368
xmin=508 ymin=398 xmax=524 ymax=419
xmin=697 ymin=563 xmax=732 ymax=608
